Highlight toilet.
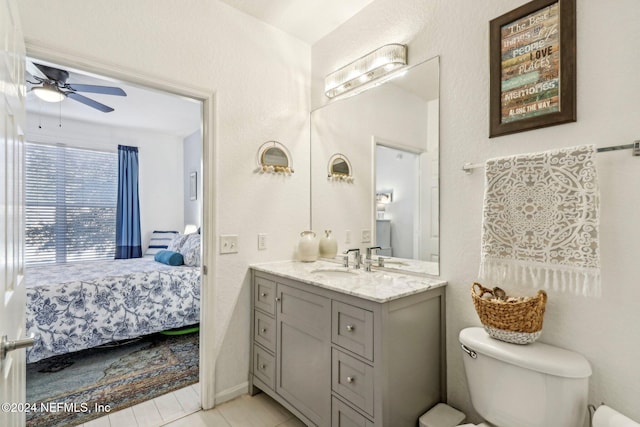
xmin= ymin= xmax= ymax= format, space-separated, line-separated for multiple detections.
xmin=457 ymin=326 xmax=592 ymax=427
xmin=421 ymin=327 xmax=591 ymax=426
xmin=421 ymin=327 xmax=639 ymax=427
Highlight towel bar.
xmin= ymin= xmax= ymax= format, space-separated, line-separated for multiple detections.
xmin=462 ymin=141 xmax=640 ymax=174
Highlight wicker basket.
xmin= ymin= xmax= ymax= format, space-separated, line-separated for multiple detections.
xmin=471 ymin=282 xmax=547 ymax=344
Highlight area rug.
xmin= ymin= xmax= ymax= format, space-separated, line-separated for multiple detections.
xmin=26 ymin=332 xmax=199 ymax=427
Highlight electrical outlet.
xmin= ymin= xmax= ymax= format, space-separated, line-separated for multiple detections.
xmin=361 ymin=229 xmax=371 ymax=243
xmin=219 ymin=234 xmax=238 ymax=254
xmin=345 ymin=230 xmax=352 ymax=244
xmin=258 ymin=233 xmax=267 ymax=250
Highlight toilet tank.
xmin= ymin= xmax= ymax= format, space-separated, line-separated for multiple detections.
xmin=459 ymin=327 xmax=592 ymax=427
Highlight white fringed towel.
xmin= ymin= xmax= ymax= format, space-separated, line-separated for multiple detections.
xmin=478 ymin=145 xmax=601 ymax=296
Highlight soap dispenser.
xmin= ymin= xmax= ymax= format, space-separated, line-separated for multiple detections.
xmin=319 ymin=229 xmax=338 ymax=259
xmin=297 ymin=230 xmax=319 ymax=262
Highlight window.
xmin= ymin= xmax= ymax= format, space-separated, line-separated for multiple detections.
xmin=25 ymin=143 xmax=118 ymax=265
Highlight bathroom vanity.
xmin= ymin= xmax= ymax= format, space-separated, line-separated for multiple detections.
xmin=249 ymin=260 xmax=446 ymax=427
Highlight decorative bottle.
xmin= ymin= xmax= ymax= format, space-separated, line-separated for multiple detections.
xmin=319 ymin=229 xmax=338 ymax=259
xmin=297 ymin=231 xmax=319 ymax=262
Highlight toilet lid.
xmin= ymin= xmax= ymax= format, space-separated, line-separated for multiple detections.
xmin=459 ymin=327 xmax=592 ymax=378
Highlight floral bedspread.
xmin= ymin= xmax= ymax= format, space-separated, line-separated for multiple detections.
xmin=25 ymin=258 xmax=200 ymax=363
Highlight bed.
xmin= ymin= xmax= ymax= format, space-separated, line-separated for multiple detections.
xmin=25 ymin=257 xmax=200 ymax=363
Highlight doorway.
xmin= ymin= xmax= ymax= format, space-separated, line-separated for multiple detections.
xmin=374 ymin=143 xmax=422 ymax=259
xmin=23 ymin=42 xmax=216 ymax=421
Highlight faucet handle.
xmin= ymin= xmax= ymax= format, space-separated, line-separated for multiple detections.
xmin=342 ymin=255 xmax=349 ymax=268
xmin=363 ymin=259 xmax=374 ymax=272
xmin=377 ymin=256 xmax=387 ymax=267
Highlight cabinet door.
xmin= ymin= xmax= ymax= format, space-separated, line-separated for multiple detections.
xmin=332 ymin=349 xmax=374 ymax=417
xmin=332 ymin=301 xmax=374 ymax=361
xmin=332 ymin=397 xmax=374 ymax=427
xmin=253 ymin=345 xmax=276 ymax=390
xmin=276 ymin=283 xmax=331 ymax=427
xmin=254 ymin=276 xmax=277 ymax=315
xmin=254 ymin=310 xmax=276 ymax=352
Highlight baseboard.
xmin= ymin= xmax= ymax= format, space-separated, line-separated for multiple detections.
xmin=215 ymin=381 xmax=249 ymax=404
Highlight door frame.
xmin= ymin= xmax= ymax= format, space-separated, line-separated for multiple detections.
xmin=24 ymin=40 xmax=218 ymax=410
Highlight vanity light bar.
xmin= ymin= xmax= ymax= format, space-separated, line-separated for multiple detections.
xmin=325 ymin=44 xmax=408 ymax=99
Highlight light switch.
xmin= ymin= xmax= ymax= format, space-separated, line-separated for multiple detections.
xmin=220 ymin=234 xmax=238 ymax=254
xmin=362 ymin=229 xmax=371 ymax=243
xmin=258 ymin=233 xmax=267 ymax=250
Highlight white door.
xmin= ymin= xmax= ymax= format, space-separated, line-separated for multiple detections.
xmin=1 ymin=0 xmax=29 ymax=426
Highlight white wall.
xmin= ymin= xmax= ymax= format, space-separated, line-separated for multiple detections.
xmin=25 ymin=114 xmax=184 ymax=251
xmin=18 ymin=0 xmax=311 ymax=398
xmin=313 ymin=0 xmax=640 ymax=424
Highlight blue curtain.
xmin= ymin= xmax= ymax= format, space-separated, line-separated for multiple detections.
xmin=115 ymin=145 xmax=142 ymax=259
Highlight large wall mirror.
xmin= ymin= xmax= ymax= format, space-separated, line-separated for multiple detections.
xmin=311 ymin=56 xmax=440 ymax=276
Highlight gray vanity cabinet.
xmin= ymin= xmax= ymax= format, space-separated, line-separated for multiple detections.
xmin=276 ymin=283 xmax=331 ymax=426
xmin=250 ymin=269 xmax=445 ymax=427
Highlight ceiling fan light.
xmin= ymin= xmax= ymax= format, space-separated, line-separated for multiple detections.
xmin=33 ymin=86 xmax=65 ymax=103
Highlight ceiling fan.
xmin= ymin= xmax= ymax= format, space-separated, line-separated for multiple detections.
xmin=26 ymin=61 xmax=127 ymax=113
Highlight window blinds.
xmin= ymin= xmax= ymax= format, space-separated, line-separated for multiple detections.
xmin=25 ymin=143 xmax=118 ymax=265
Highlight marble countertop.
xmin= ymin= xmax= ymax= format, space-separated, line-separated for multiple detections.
xmin=250 ymin=260 xmax=447 ymax=303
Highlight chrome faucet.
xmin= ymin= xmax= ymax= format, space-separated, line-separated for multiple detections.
xmin=344 ymin=248 xmax=361 ymax=269
xmin=366 ymin=246 xmax=382 ymax=260
xmin=342 ymin=255 xmax=349 ymax=268
xmin=363 ymin=247 xmax=382 ymax=272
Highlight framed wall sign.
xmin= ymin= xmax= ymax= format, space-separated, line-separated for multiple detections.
xmin=489 ymin=0 xmax=576 ymax=137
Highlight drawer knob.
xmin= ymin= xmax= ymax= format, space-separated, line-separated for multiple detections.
xmin=346 ymin=324 xmax=355 ymax=332
xmin=275 ymin=297 xmax=281 ymax=302
xmin=346 ymin=376 xmax=355 ymax=383
xmin=260 ymin=292 xmax=267 ymax=297
xmin=261 ymin=328 xmax=267 ymax=333
xmin=260 ymin=364 xmax=266 ymax=370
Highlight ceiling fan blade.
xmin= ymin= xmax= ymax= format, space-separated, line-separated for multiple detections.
xmin=26 ymin=60 xmax=47 ymax=80
xmin=66 ymin=83 xmax=127 ymax=96
xmin=33 ymin=62 xmax=69 ymax=83
xmin=66 ymin=92 xmax=114 ymax=113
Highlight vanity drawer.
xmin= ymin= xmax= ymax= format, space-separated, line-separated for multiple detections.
xmin=254 ymin=276 xmax=277 ymax=315
xmin=332 ymin=349 xmax=374 ymax=417
xmin=332 ymin=397 xmax=374 ymax=427
xmin=253 ymin=345 xmax=275 ymax=390
xmin=254 ymin=310 xmax=276 ymax=352
xmin=332 ymin=301 xmax=374 ymax=361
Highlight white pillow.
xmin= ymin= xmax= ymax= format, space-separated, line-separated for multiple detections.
xmin=144 ymin=230 xmax=179 ymax=257
xmin=167 ymin=233 xmax=190 ymax=253
xmin=180 ymin=233 xmax=201 ymax=267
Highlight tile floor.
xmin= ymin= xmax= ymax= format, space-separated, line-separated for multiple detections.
xmin=78 ymin=384 xmax=305 ymax=427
